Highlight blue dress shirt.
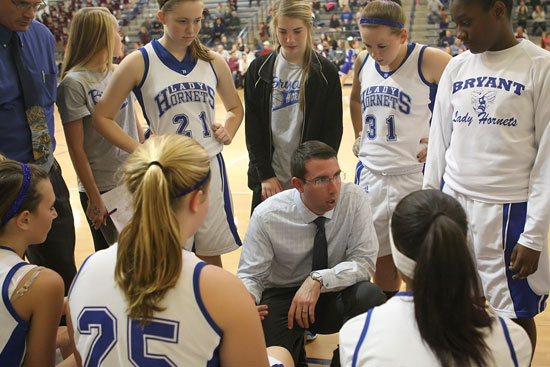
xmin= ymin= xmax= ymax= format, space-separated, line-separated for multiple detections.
xmin=0 ymin=20 xmax=57 ymax=163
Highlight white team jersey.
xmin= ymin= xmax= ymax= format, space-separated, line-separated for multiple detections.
xmin=358 ymin=43 xmax=436 ymax=173
xmin=339 ymin=293 xmax=532 ymax=367
xmin=136 ymin=39 xmax=221 ymax=157
xmin=69 ymin=245 xmax=222 ymax=366
xmin=424 ymin=40 xmax=550 ymax=203
xmin=0 ymin=247 xmax=33 ymax=366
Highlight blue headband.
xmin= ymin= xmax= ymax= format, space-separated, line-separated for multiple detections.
xmin=1 ymin=163 xmax=32 ymax=226
xmin=360 ymin=18 xmax=404 ymax=28
xmin=175 ymin=170 xmax=211 ymax=198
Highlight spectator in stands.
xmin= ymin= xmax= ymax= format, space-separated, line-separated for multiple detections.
xmin=214 ymin=3 xmax=223 ymax=18
xmin=239 ymin=52 xmax=250 ymax=85
xmin=427 ymin=0 xmax=443 ymax=23
xmin=216 ymin=43 xmax=230 ymax=60
xmin=516 ymin=0 xmax=529 ymax=29
xmin=324 ymin=1 xmax=337 ymax=12
xmin=235 ymin=36 xmax=245 ymax=51
xmin=450 ymin=37 xmax=466 ymax=56
xmin=199 ymin=19 xmax=213 ymax=45
xmin=259 ymin=21 xmax=270 ymax=41
xmin=341 ymin=5 xmax=354 ymax=29
xmin=439 ymin=12 xmax=449 ymax=29
xmin=221 ymin=34 xmax=233 ymax=50
xmin=260 ymin=40 xmax=273 ymax=55
xmin=223 ymin=5 xmax=232 ymax=24
xmin=141 ymin=16 xmax=153 ymax=33
xmin=139 ymin=26 xmax=150 ymax=45
xmin=329 ymin=13 xmax=341 ymax=29
xmin=515 ymin=25 xmax=530 ymax=39
xmin=540 ymin=30 xmax=550 ymax=49
xmin=438 ymin=28 xmax=454 ymax=47
xmin=151 ymin=15 xmax=163 ymax=38
xmin=532 ymin=4 xmax=546 ymax=36
xmin=266 ymin=7 xmax=273 ymax=24
xmin=227 ymin=10 xmax=241 ymax=36
xmin=212 ymin=17 xmax=225 ymax=43
xmin=312 ymin=0 xmax=321 ymax=15
xmin=227 ymin=50 xmax=240 ymax=88
xmin=227 ymin=0 xmax=237 ymax=11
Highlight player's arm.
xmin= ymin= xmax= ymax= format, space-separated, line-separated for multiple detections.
xmin=423 ymin=61 xmax=455 ymax=190
xmin=420 ymin=46 xmax=452 ymax=85
xmin=15 ymin=268 xmax=64 ymax=367
xmin=350 ymin=51 xmax=367 ymax=157
xmin=92 ymin=50 xmax=144 ymax=153
xmin=65 ymin=304 xmax=83 ymax=367
xmin=210 ymin=51 xmax=244 ymax=145
xmin=510 ymin=60 xmax=550 ymax=278
xmin=62 ymin=120 xmax=107 ymax=229
xmin=134 ymin=109 xmax=145 ymax=143
xmin=201 ymin=265 xmax=270 ymax=367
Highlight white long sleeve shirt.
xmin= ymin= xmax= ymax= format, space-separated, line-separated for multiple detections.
xmin=424 ymin=40 xmax=550 ymax=252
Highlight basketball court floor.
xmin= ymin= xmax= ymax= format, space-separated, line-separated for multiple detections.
xmin=53 ymin=87 xmax=550 ymax=366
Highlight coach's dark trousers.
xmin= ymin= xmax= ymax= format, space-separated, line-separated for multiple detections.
xmin=26 ymin=160 xmax=76 ymax=295
xmin=261 ymin=281 xmax=385 ymax=367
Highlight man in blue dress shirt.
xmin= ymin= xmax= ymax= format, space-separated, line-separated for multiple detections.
xmin=0 ymin=0 xmax=76 ymax=294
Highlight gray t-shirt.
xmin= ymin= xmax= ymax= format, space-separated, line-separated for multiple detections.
xmin=271 ymin=53 xmax=304 ymax=189
xmin=57 ymin=67 xmax=138 ymax=192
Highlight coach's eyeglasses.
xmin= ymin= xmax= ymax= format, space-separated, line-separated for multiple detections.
xmin=11 ymin=0 xmax=47 ymax=12
xmin=303 ymin=171 xmax=345 ymax=187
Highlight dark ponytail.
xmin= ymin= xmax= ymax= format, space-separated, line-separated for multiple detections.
xmin=391 ymin=189 xmax=493 ymax=367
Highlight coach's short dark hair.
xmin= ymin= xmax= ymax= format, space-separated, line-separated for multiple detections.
xmin=291 ymin=141 xmax=337 ymax=180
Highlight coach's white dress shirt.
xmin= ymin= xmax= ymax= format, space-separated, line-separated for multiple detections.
xmin=237 ymin=182 xmax=379 ymax=303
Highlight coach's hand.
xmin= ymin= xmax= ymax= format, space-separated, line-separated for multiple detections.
xmin=249 ymin=292 xmax=269 ymax=320
xmin=509 ymin=244 xmax=540 ymax=279
xmin=288 ymin=277 xmax=321 ymax=330
xmin=261 ymin=177 xmax=283 ymax=200
xmin=417 ymin=138 xmax=429 ymax=163
xmin=212 ymin=123 xmax=233 ymax=145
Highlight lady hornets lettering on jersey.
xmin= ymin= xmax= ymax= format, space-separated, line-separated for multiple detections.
xmin=357 ymin=43 xmax=437 ymax=173
xmin=135 ymin=39 xmax=221 ymax=158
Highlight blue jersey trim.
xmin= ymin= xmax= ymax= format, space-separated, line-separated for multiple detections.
xmin=354 ymin=161 xmax=363 ymax=185
xmin=206 ymin=344 xmax=220 ymax=367
xmin=216 ymin=153 xmax=242 ymax=246
xmin=0 ymin=315 xmax=27 ymax=366
xmin=209 ymin=61 xmax=218 ymax=87
xmin=498 ymin=317 xmax=519 ymax=367
xmin=502 ymin=202 xmax=546 ymax=318
xmin=357 ymin=53 xmax=369 ymax=76
xmin=0 ymin=246 xmax=17 ymax=254
xmin=68 ymin=252 xmax=95 ymax=300
xmin=417 ymin=45 xmax=438 ymax=119
xmin=374 ymin=43 xmax=415 ymax=79
xmin=352 ymin=308 xmax=373 ymax=367
xmin=137 ymin=47 xmax=149 ymax=89
xmin=151 ymin=39 xmax=198 ymax=76
xmin=192 ymin=262 xmax=223 ymax=337
xmin=2 ymin=262 xmax=31 ymax=327
xmin=395 ymin=291 xmax=413 ymax=297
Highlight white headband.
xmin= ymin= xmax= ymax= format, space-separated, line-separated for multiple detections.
xmin=389 ymin=221 xmax=417 ymax=279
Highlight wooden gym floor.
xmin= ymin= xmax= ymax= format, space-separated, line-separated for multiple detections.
xmin=53 ymin=87 xmax=550 ymax=366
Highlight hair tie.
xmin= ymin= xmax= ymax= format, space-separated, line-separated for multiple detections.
xmin=1 ymin=163 xmax=32 ymax=226
xmin=148 ymin=161 xmax=164 ymax=170
xmin=389 ymin=220 xmax=416 ymax=279
xmin=431 ymin=212 xmax=445 ymax=222
xmin=360 ymin=18 xmax=404 ymax=28
xmin=175 ymin=170 xmax=211 ymax=197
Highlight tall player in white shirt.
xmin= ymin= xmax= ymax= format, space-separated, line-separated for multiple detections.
xmin=424 ymin=0 xmax=550 ymax=353
xmin=67 ymin=135 xmax=291 ymax=367
xmin=350 ymin=0 xmax=450 ymax=298
xmin=92 ymin=0 xmax=243 ymax=267
xmin=340 ymin=190 xmax=532 ymax=367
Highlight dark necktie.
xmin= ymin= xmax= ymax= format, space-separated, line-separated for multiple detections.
xmin=312 ymin=216 xmax=328 ymax=271
xmin=10 ymin=32 xmax=54 ymax=171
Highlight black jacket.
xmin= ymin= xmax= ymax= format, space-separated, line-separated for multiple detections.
xmin=244 ymin=50 xmax=343 ymax=190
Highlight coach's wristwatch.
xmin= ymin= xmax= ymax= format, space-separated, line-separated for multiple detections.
xmin=310 ymin=271 xmax=323 ymax=287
